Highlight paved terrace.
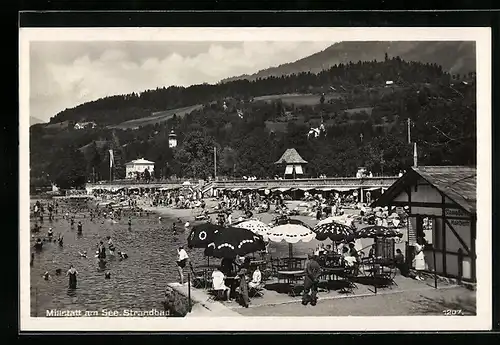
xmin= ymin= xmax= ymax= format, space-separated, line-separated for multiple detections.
xmin=169 ymin=273 xmax=475 ymax=317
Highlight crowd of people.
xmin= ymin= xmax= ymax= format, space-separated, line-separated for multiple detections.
xmin=31 ymin=199 xmax=131 ymax=290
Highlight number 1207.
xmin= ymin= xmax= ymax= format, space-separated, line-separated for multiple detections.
xmin=443 ymin=309 xmax=463 ymax=316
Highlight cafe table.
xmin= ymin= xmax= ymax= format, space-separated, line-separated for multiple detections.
xmin=277 ymin=270 xmax=305 ymax=297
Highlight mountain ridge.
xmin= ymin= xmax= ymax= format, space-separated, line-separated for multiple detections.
xmin=221 ymin=41 xmax=476 ymax=83
xmin=30 ymin=116 xmax=45 ymax=126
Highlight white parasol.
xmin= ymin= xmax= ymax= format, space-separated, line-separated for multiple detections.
xmin=233 ymin=219 xmax=271 ymax=241
xmin=267 ymin=224 xmax=315 ymax=244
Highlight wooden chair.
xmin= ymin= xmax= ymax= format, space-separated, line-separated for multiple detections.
xmin=249 ymin=283 xmax=265 ymax=297
xmin=337 ymin=266 xmax=358 ymax=294
xmin=207 ymin=288 xmax=228 ymax=301
xmin=190 ymin=266 xmax=208 ymax=289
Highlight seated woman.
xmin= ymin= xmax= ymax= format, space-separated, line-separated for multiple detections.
xmin=248 ymin=265 xmax=262 ymax=289
xmin=211 ymin=266 xmax=230 ymax=300
xmin=342 ymin=247 xmax=357 ymax=268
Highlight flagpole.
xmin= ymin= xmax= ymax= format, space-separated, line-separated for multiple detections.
xmin=214 ymin=147 xmax=217 ymax=180
xmin=109 ymin=149 xmax=113 ymax=182
xmin=214 ymin=147 xmax=217 ymax=181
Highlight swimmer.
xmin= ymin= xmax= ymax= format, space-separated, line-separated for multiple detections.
xmin=66 ymin=265 xmax=78 ymax=289
xmin=117 ymin=251 xmax=128 ymax=259
xmin=97 ymin=241 xmax=106 ymax=260
xmin=55 ymin=268 xmax=62 ymax=275
xmin=77 ymin=221 xmax=83 ymax=233
xmin=128 ymin=217 xmax=132 ymax=227
xmin=79 ymin=251 xmax=87 ymax=258
xmin=57 ymin=234 xmax=64 ymax=246
xmin=70 ymin=218 xmax=75 ymax=227
xmin=105 ymin=271 xmax=111 ymax=279
xmin=107 ymin=236 xmax=115 ymax=256
xmin=47 ymin=228 xmax=54 ymax=239
xmin=43 ymin=271 xmax=50 ymax=280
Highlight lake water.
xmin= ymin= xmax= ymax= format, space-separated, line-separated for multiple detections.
xmin=29 ymin=199 xmax=400 ymax=317
xmin=29 ymin=200 xmax=211 ymax=317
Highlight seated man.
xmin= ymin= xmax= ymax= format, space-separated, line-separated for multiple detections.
xmin=394 ymin=248 xmax=412 ymax=277
xmin=248 ymin=266 xmax=262 ymax=289
xmin=211 ymin=266 xmax=229 ymax=300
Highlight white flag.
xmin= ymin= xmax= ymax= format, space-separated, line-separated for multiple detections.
xmin=109 ymin=149 xmax=114 ymax=168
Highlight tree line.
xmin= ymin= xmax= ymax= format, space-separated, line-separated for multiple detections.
xmin=29 ymin=57 xmax=476 ymax=190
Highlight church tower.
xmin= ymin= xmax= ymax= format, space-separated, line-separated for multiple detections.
xmin=168 ymin=130 xmax=177 ymax=148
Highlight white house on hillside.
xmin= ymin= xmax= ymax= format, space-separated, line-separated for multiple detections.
xmin=74 ymin=122 xmax=97 ymax=130
xmin=168 ymin=130 xmax=177 ymax=148
xmin=125 ymin=158 xmax=155 ymax=178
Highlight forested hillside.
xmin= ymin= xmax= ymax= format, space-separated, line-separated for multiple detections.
xmin=30 ymin=56 xmax=476 ymax=190
xmin=222 ymin=41 xmax=476 ymax=82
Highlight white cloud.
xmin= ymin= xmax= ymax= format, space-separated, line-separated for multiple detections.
xmin=30 ymin=41 xmax=334 ymax=121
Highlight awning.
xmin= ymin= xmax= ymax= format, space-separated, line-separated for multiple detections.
xmin=299 ymin=187 xmax=315 ymax=191
xmin=319 ymin=187 xmax=334 ymax=191
xmin=275 ymin=187 xmax=291 ymax=192
xmin=231 ymin=187 xmax=241 ymax=191
xmin=332 ymin=187 xmax=357 ymax=192
xmin=364 ymin=187 xmax=382 ymax=191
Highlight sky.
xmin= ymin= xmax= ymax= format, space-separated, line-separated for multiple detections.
xmin=30 ymin=41 xmax=334 ymax=122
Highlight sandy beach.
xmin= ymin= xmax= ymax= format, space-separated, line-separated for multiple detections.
xmin=141 ymin=198 xmax=385 ymax=257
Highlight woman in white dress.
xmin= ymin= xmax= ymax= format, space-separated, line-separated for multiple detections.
xmin=412 ymin=238 xmax=426 ymax=281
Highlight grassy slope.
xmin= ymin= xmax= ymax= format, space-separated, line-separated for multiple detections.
xmin=109 ymin=104 xmax=203 ymax=129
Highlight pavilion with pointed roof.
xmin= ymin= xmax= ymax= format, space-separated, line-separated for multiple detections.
xmin=274 ymin=148 xmax=308 ymax=179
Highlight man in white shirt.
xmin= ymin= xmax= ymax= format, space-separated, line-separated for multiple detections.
xmin=248 ymin=266 xmax=262 ymax=289
xmin=177 ymin=246 xmax=189 ymax=285
xmin=212 ymin=266 xmax=229 ymax=299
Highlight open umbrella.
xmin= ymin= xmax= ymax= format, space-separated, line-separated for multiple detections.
xmin=267 ymin=219 xmax=315 ymax=258
xmin=355 ymin=225 xmax=403 ymax=239
xmin=313 ymin=222 xmax=355 ymax=242
xmin=271 ymin=216 xmax=313 ymax=229
xmin=317 ymin=215 xmax=354 ymax=227
xmin=388 ymin=213 xmax=400 ymax=219
xmin=232 ymin=219 xmax=271 ymax=240
xmin=187 ymin=223 xmax=222 ymax=249
xmin=204 ymin=226 xmax=266 ymax=258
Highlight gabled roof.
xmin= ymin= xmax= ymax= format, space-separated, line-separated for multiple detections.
xmin=125 ymin=158 xmax=155 ymax=165
xmin=372 ymin=166 xmax=476 ymax=214
xmin=275 ymin=148 xmax=308 ymax=164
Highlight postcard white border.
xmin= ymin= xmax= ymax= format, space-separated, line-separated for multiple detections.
xmin=19 ymin=27 xmax=492 ymax=331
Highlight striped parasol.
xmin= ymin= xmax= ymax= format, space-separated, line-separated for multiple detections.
xmin=313 ymin=222 xmax=355 ymax=242
xmin=355 ymin=226 xmax=403 ymax=239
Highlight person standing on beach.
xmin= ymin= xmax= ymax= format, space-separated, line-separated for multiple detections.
xmin=176 ymin=246 xmax=189 ymax=284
